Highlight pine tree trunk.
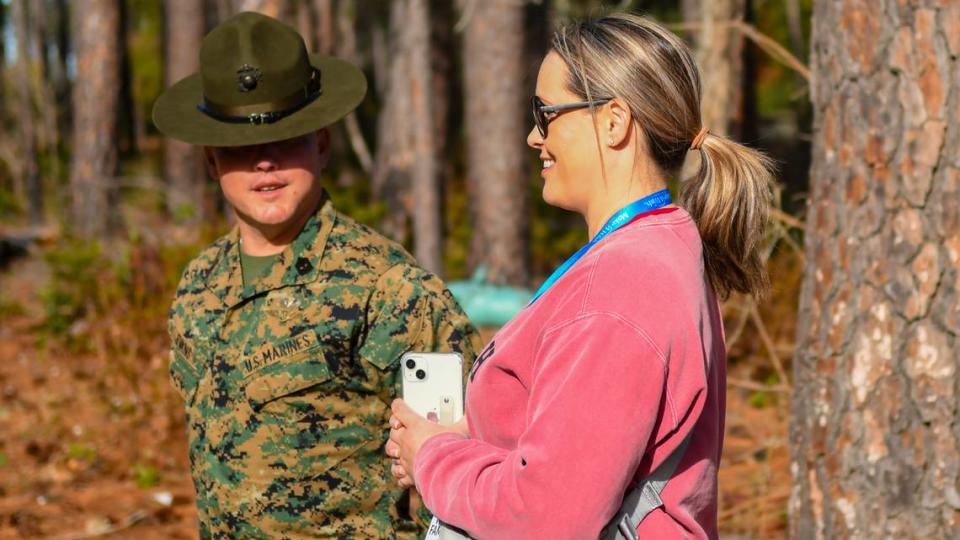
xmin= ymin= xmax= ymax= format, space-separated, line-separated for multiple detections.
xmin=117 ymin=0 xmax=137 ymax=155
xmin=686 ymin=0 xmax=745 ymax=137
xmin=12 ymin=0 xmax=42 ymax=224
xmin=31 ymin=0 xmax=63 ymax=193
xmin=0 ymin=3 xmax=5 ymax=63
xmin=373 ymin=0 xmax=414 ymax=244
xmin=50 ymin=0 xmax=70 ymax=123
xmin=407 ymin=0 xmax=443 ymax=275
xmin=69 ymin=0 xmax=121 ymax=238
xmin=237 ymin=0 xmax=289 ymax=20
xmin=163 ymin=0 xmax=206 ymax=223
xmin=463 ymin=0 xmax=528 ymax=286
xmin=791 ymin=1 xmax=960 ymax=538
xmin=313 ymin=0 xmax=334 ymax=55
xmin=429 ymin=0 xmax=453 ymax=181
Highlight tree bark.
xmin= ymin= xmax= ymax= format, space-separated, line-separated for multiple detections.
xmin=295 ymin=0 xmax=315 ymax=52
xmin=313 ymin=0 xmax=334 ymax=55
xmin=373 ymin=0 xmax=414 ymax=244
xmin=429 ymin=0 xmax=453 ymax=175
xmin=237 ymin=0 xmax=290 ymax=20
xmin=463 ymin=0 xmax=528 ymax=286
xmin=13 ymin=0 xmax=42 ymax=224
xmin=31 ymin=0 xmax=63 ymax=186
xmin=163 ymin=0 xmax=206 ymax=223
xmin=407 ymin=0 xmax=443 ymax=275
xmin=50 ymin=0 xmax=71 ymax=123
xmin=791 ymin=1 xmax=960 ymax=538
xmin=0 ymin=3 xmax=5 ymax=64
xmin=686 ymin=0 xmax=745 ymax=137
xmin=69 ymin=0 xmax=121 ymax=238
xmin=785 ymin=0 xmax=805 ymax=59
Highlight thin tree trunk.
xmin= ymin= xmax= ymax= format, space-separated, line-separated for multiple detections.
xmin=51 ymin=0 xmax=70 ymax=130
xmin=681 ymin=0 xmax=701 ymax=38
xmin=0 ymin=3 xmax=5 ymax=64
xmin=332 ymin=0 xmax=374 ymax=178
xmin=687 ymin=0 xmax=745 ymax=137
xmin=408 ymin=0 xmax=442 ymax=275
xmin=69 ymin=0 xmax=121 ymax=238
xmin=334 ymin=0 xmax=357 ymax=64
xmin=464 ymin=0 xmax=528 ymax=286
xmin=791 ymin=1 xmax=960 ymax=538
xmin=12 ymin=0 xmax=42 ymax=224
xmin=784 ymin=0 xmax=805 ymax=59
xmin=373 ymin=0 xmax=414 ymax=244
xmin=212 ymin=0 xmax=234 ymax=25
xmin=313 ymin=0 xmax=334 ymax=55
xmin=0 ymin=5 xmax=4 ymax=199
xmin=237 ymin=0 xmax=289 ymax=20
xmin=117 ymin=0 xmax=137 ymax=155
xmin=295 ymin=0 xmax=315 ymax=51
xmin=164 ymin=0 xmax=206 ymax=223
xmin=31 ymin=0 xmax=62 ymax=191
xmin=429 ymin=0 xmax=453 ymax=175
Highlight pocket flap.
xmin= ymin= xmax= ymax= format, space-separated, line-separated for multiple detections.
xmin=169 ymin=349 xmax=202 ymax=402
xmin=243 ymin=334 xmax=331 ymax=408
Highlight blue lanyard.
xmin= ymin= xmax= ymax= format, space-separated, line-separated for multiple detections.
xmin=529 ymin=189 xmax=672 ymax=304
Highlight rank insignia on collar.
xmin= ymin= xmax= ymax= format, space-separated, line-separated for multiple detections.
xmin=295 ymin=257 xmax=313 ymax=275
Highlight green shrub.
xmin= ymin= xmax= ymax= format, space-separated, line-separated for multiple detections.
xmin=133 ymin=463 xmax=161 ymax=489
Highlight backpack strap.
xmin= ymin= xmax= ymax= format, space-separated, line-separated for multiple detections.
xmin=599 ymin=432 xmax=694 ymax=540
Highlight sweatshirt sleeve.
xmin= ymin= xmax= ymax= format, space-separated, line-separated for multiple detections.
xmin=414 ymin=312 xmax=673 ymax=539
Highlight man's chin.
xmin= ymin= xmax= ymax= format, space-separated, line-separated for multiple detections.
xmin=236 ymin=209 xmax=296 ymax=230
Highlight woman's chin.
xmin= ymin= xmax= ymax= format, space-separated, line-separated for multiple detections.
xmin=540 ymin=187 xmax=575 ymax=212
xmin=541 ymin=185 xmax=560 ymax=207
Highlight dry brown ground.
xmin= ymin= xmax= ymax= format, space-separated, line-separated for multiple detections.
xmin=0 ymin=248 xmax=792 ymax=539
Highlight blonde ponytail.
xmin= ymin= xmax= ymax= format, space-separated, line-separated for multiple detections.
xmin=682 ymin=133 xmax=774 ymax=297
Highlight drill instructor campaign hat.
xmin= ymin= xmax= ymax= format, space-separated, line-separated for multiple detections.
xmin=152 ymin=11 xmax=366 ymax=147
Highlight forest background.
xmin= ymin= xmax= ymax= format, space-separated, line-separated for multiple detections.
xmin=1 ymin=0 xmax=954 ymax=538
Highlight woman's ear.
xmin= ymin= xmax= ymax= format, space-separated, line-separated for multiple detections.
xmin=203 ymin=147 xmax=219 ymax=180
xmin=605 ymin=98 xmax=632 ymax=147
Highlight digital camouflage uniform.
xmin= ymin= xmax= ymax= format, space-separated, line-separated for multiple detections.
xmin=168 ymin=194 xmax=481 ymax=539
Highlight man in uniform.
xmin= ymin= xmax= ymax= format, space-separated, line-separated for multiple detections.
xmin=152 ymin=12 xmax=480 ymax=539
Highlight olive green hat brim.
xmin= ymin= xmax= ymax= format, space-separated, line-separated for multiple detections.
xmin=152 ymin=54 xmax=366 ymax=147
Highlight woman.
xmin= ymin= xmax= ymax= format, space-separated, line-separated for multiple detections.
xmin=387 ymin=13 xmax=773 ymax=539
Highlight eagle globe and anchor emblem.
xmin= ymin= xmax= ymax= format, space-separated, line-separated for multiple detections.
xmin=237 ymin=64 xmax=262 ymax=92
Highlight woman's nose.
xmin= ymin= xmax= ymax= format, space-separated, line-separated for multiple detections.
xmin=526 ymin=125 xmax=543 ymax=149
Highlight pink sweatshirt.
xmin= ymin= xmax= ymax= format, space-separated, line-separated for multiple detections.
xmin=415 ymin=208 xmax=726 ymax=539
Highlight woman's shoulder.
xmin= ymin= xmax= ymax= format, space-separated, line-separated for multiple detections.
xmin=595 ymin=208 xmax=701 ymax=276
xmin=581 ymin=209 xmax=708 ymax=323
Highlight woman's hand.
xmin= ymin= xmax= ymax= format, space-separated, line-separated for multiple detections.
xmin=385 ymin=399 xmax=468 ymax=488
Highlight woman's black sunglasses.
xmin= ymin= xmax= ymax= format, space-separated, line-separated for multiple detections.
xmin=531 ymin=96 xmax=612 ymax=138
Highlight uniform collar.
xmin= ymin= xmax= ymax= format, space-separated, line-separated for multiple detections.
xmin=205 ymin=192 xmax=337 ymax=308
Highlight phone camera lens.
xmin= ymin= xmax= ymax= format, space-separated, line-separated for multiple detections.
xmin=415 ymin=369 xmax=426 ymax=380
xmin=405 ymin=359 xmax=416 ymax=369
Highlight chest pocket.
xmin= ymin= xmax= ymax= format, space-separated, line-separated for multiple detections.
xmin=242 ymin=332 xmax=383 ymax=476
xmin=243 ymin=330 xmax=332 ymax=408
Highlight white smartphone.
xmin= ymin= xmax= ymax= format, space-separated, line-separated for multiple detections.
xmin=400 ymin=352 xmax=464 ymax=426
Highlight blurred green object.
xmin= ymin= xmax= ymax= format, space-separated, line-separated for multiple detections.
xmin=447 ymin=267 xmax=532 ymax=327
